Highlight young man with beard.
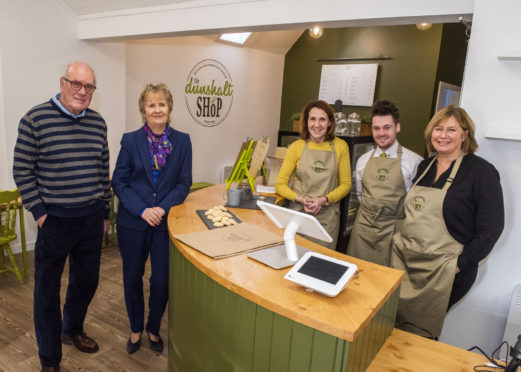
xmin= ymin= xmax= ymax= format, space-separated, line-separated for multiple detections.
xmin=347 ymin=100 xmax=422 ymax=266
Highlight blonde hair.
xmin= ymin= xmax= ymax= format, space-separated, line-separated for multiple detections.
xmin=424 ymin=105 xmax=478 ymax=154
xmin=138 ymin=83 xmax=174 ymax=123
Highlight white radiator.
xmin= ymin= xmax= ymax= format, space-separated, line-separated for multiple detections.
xmin=504 ymin=284 xmax=521 ymax=347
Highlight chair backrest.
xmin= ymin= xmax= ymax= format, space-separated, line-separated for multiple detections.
xmin=0 ymin=189 xmax=20 ymax=243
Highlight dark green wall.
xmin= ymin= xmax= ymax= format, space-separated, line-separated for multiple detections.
xmin=279 ymin=24 xmax=450 ymax=156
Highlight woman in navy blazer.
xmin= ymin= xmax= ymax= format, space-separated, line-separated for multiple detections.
xmin=112 ymin=83 xmax=192 ymax=354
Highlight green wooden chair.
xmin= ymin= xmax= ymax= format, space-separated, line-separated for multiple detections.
xmin=0 ymin=189 xmax=27 ymax=284
xmin=190 ymin=182 xmax=214 ymax=193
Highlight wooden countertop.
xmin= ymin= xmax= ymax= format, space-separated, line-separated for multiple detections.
xmin=367 ymin=329 xmax=510 ymax=371
xmin=168 ymin=184 xmax=403 ymax=342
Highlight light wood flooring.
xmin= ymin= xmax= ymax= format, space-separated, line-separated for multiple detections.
xmin=0 ymin=239 xmax=168 ymax=372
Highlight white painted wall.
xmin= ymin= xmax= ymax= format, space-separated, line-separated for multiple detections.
xmin=0 ymin=0 xmax=127 ymax=253
xmin=439 ymin=0 xmax=521 ymax=353
xmin=125 ymin=37 xmax=284 ymax=184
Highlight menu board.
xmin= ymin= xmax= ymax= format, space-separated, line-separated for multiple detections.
xmin=318 ymin=63 xmax=378 ymax=106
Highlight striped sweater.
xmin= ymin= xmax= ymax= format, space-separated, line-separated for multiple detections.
xmin=13 ymin=99 xmax=110 ymax=220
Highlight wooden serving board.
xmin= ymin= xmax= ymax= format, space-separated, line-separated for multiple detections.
xmin=196 ymin=209 xmax=242 ymax=230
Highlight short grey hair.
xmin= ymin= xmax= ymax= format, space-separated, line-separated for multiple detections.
xmin=63 ymin=62 xmax=97 ymax=85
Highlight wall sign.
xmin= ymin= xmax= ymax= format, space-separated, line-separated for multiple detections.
xmin=318 ymin=63 xmax=377 ymax=106
xmin=185 ymin=59 xmax=234 ymax=127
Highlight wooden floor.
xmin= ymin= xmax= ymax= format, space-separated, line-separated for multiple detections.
xmin=0 ymin=239 xmax=168 ymax=372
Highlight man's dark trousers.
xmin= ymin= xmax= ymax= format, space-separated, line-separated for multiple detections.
xmin=34 ymin=208 xmax=104 ymax=367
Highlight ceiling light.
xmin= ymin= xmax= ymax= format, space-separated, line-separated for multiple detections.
xmin=416 ymin=23 xmax=433 ymax=31
xmin=219 ymin=32 xmax=251 ymax=45
xmin=309 ymin=26 xmax=324 ymax=39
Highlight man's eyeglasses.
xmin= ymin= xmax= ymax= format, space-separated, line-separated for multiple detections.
xmin=62 ymin=77 xmax=96 ymax=94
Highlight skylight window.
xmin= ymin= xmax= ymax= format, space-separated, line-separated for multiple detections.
xmin=219 ymin=32 xmax=252 ymax=45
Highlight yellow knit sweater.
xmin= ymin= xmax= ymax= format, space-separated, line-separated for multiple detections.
xmin=275 ymin=137 xmax=351 ymax=203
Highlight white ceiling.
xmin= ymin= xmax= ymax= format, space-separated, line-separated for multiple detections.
xmin=62 ymin=0 xmax=201 ymax=16
xmin=60 ymin=0 xmax=303 ymax=54
xmin=60 ymin=0 xmax=470 ymax=55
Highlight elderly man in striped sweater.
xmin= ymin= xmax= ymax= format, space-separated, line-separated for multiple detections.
xmin=13 ymin=61 xmax=110 ymax=372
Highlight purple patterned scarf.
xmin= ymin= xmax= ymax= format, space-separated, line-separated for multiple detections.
xmin=144 ymin=123 xmax=173 ymax=171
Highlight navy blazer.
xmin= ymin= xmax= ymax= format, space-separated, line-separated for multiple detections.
xmin=112 ymin=125 xmax=192 ymax=231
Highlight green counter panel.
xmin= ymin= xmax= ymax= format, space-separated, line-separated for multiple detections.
xmin=169 ymin=242 xmax=399 ymax=372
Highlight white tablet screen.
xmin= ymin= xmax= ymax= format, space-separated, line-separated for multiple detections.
xmin=297 ymin=256 xmax=348 ymax=285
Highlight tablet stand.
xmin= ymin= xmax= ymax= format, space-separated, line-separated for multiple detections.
xmin=248 ymin=201 xmax=332 ymax=269
xmin=247 ymin=244 xmax=310 ymax=270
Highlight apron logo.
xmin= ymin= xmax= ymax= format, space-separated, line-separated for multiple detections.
xmin=413 ymin=196 xmax=425 ymax=211
xmin=312 ymin=160 xmax=326 ymax=173
xmin=376 ymin=168 xmax=389 ymax=181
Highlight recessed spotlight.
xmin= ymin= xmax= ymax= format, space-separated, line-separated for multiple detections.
xmin=309 ymin=26 xmax=324 ymax=39
xmin=416 ymin=23 xmax=433 ymax=31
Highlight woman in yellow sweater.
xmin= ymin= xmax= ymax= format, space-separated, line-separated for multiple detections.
xmin=276 ymin=100 xmax=351 ymax=249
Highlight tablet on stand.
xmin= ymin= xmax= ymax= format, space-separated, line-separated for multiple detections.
xmin=284 ymin=251 xmax=358 ymax=297
xmin=248 ymin=201 xmax=332 ymax=269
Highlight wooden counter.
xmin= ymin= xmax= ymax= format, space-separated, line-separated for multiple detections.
xmin=368 ymin=329 xmax=510 ymax=371
xmin=168 ymin=184 xmax=403 ymax=372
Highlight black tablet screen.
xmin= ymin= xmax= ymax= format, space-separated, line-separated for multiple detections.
xmin=297 ymin=256 xmax=348 ymax=285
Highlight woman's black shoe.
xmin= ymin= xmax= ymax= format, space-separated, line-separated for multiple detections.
xmin=146 ymin=331 xmax=163 ymax=353
xmin=126 ymin=336 xmax=142 ymax=354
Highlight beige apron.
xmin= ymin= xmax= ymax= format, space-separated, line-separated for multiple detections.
xmin=288 ymin=141 xmax=340 ymax=250
xmin=391 ymin=153 xmax=464 ymax=338
xmin=348 ymin=144 xmax=406 ymax=266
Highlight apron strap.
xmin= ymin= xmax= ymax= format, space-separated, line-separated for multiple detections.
xmin=412 ymin=152 xmax=465 ymax=190
xmin=441 ymin=152 xmax=464 ymax=192
xmin=397 ymin=143 xmax=403 ymax=161
xmin=413 ymin=155 xmax=438 ymax=187
xmin=329 ymin=140 xmax=335 ymax=153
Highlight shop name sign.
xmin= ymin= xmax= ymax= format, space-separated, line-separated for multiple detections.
xmin=185 ymin=59 xmax=234 ymax=127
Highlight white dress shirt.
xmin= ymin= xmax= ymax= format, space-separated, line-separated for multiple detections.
xmin=355 ymin=141 xmax=423 ymax=200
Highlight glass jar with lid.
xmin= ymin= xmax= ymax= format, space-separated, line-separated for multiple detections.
xmin=334 ymin=112 xmax=348 ymax=136
xmin=346 ymin=112 xmax=361 ymax=136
